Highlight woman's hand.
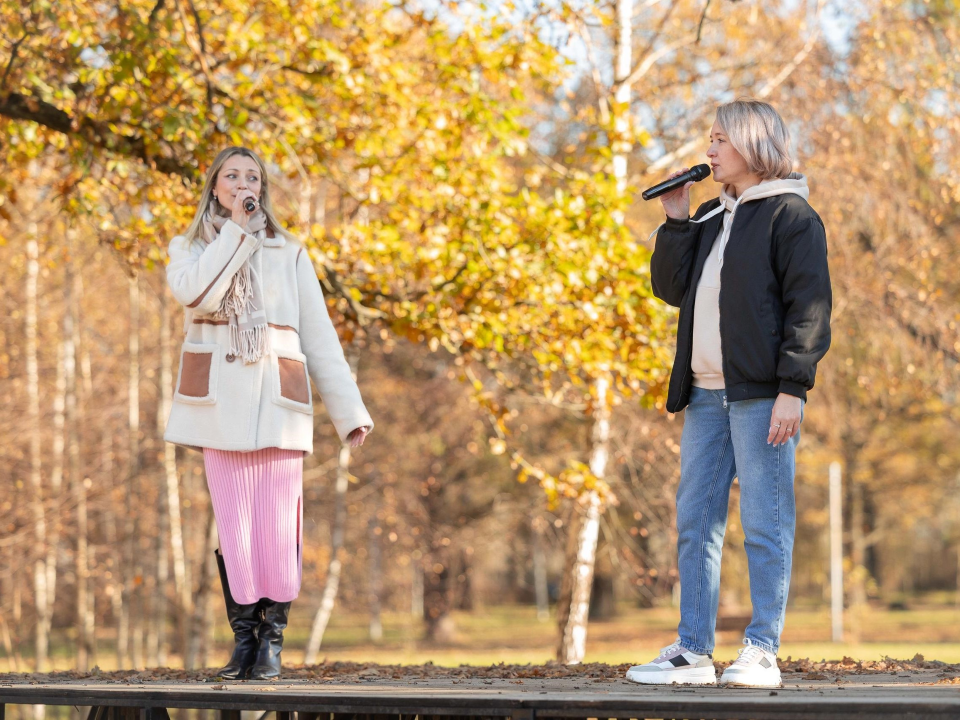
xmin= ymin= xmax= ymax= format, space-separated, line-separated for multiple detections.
xmin=660 ymin=168 xmax=694 ymax=220
xmin=768 ymin=393 xmax=802 ymax=446
xmin=347 ymin=426 xmax=370 ymax=448
xmin=231 ymin=189 xmax=259 ymax=229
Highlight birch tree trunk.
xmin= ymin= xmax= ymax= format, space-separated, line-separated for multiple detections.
xmin=305 ymin=171 xmax=366 ymax=659
xmin=100 ymin=431 xmax=125 ymax=662
xmin=304 ymin=351 xmax=360 ymax=664
xmin=46 ymin=341 xmax=66 ymax=659
xmin=611 ymin=0 xmax=633 ymax=216
xmin=25 ymin=237 xmax=49 ymax=673
xmin=368 ymin=509 xmax=383 ymax=642
xmin=556 ymin=374 xmax=610 ymax=664
xmin=156 ymin=288 xmax=185 ymax=665
xmin=303 ymin=444 xmax=350 ymax=663
xmin=299 ymin=176 xmax=312 ymax=228
xmin=160 ymin=289 xmax=192 ymax=649
xmin=120 ymin=273 xmax=141 ymax=669
xmin=200 ymin=561 xmax=217 ymax=670
xmin=150 ymin=504 xmax=170 ymax=667
xmin=65 ymin=259 xmax=93 ymax=670
xmin=199 ymin=513 xmax=219 ymax=671
xmin=1 ymin=550 xmax=23 ymax=671
xmin=185 ymin=509 xmax=218 ymax=670
xmin=411 ymin=563 xmax=424 ymax=618
xmin=532 ymin=514 xmax=550 ymax=622
xmin=555 ymin=0 xmax=631 ymax=663
xmin=78 ymin=272 xmax=97 ymax=665
xmin=313 ymin=180 xmax=327 ymax=227
xmin=26 ymin=235 xmax=49 ymax=720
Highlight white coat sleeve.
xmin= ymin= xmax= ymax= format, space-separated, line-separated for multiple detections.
xmin=166 ymin=220 xmax=257 ymax=314
xmin=296 ymin=249 xmax=374 ymax=444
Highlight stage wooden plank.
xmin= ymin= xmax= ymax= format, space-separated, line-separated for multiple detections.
xmin=1 ymin=681 xmax=960 ymax=720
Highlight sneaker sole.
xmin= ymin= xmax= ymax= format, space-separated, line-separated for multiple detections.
xmin=719 ymin=673 xmax=782 ymax=688
xmin=626 ymin=667 xmax=717 ymax=685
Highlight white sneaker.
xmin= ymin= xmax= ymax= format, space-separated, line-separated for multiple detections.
xmin=625 ymin=639 xmax=717 ymax=685
xmin=719 ymin=643 xmax=781 ymax=687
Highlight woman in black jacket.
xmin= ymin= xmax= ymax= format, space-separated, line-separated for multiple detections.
xmin=626 ymin=99 xmax=831 ymax=688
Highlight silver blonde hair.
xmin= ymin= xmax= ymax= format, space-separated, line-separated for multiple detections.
xmin=715 ymin=99 xmax=793 ymax=180
xmin=183 ymin=147 xmax=296 ymax=244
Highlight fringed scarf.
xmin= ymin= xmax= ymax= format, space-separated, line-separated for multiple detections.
xmin=201 ymin=200 xmax=270 ymax=364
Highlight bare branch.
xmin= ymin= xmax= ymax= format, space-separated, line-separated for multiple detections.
xmin=0 ymin=31 xmax=30 ymax=92
xmin=634 ymin=0 xmax=681 ymax=63
xmin=281 ymin=63 xmax=335 ymax=80
xmin=883 ymin=288 xmax=960 ymax=364
xmin=147 ymin=0 xmax=166 ymax=30
xmin=570 ymin=17 xmax=611 ymax=126
xmin=644 ymin=135 xmax=701 ymax=174
xmin=0 ymin=93 xmax=197 ymax=180
xmin=186 ymin=0 xmax=209 ymax=56
xmin=533 ymin=148 xmax=572 ymax=178
xmin=695 ymin=0 xmax=713 ymax=44
xmin=615 ymin=35 xmax=695 ymax=92
xmin=755 ymin=0 xmax=825 ymax=99
xmin=314 ymin=262 xmax=385 ymax=325
xmin=173 ymin=0 xmax=217 ymax=111
xmin=645 ymin=1 xmax=825 ymax=175
xmin=632 ymin=0 xmax=669 ymax=18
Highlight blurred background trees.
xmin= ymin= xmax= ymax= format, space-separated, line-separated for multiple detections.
xmin=0 ymin=0 xmax=959 ymax=674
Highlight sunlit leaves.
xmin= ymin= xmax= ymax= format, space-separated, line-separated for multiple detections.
xmin=0 ymin=0 xmax=677 ymax=506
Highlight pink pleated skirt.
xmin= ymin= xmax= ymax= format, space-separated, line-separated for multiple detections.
xmin=203 ymin=447 xmax=304 ymax=604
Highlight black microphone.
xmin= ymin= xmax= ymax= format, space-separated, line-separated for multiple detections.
xmin=642 ymin=164 xmax=711 ymax=201
xmin=243 ymin=197 xmax=257 ymax=212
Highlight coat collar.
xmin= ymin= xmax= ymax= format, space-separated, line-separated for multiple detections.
xmin=263 ymin=228 xmax=286 ymax=247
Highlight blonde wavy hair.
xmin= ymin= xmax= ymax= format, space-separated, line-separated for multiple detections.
xmin=715 ymin=99 xmax=794 ymax=180
xmin=183 ymin=147 xmax=296 ymax=244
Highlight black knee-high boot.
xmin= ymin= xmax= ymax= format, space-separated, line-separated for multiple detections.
xmin=249 ymin=599 xmax=291 ymax=680
xmin=215 ymin=550 xmax=262 ymax=679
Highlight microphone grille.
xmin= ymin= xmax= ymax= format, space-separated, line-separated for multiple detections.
xmin=691 ymin=164 xmax=711 ymax=181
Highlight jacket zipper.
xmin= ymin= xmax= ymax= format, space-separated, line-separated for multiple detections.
xmin=718 ymin=214 xmax=731 ymax=403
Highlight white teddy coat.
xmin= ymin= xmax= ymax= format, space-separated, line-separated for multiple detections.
xmin=163 ymin=219 xmax=373 ymax=453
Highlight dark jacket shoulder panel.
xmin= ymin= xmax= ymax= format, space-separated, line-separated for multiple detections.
xmin=770 ymin=194 xmax=826 ymax=236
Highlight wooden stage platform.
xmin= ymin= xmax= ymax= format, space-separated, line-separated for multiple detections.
xmin=2 ymin=671 xmax=960 ymax=720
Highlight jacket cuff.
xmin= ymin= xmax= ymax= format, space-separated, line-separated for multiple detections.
xmin=778 ymin=380 xmax=808 ymax=400
xmin=334 ymin=415 xmax=374 ymax=445
xmin=219 ymin=219 xmax=244 ymax=243
xmin=664 ymin=216 xmax=690 ymax=229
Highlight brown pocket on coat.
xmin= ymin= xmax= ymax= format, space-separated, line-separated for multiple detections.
xmin=278 ymin=357 xmax=310 ymax=404
xmin=178 ymin=352 xmax=213 ymax=398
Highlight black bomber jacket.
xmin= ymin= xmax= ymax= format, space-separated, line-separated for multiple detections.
xmin=650 ymin=193 xmax=832 ymax=413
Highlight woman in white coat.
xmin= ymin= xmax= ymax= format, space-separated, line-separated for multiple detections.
xmin=165 ymin=147 xmax=374 ymax=680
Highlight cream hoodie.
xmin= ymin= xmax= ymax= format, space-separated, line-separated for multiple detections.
xmin=691 ymin=173 xmax=810 ymax=390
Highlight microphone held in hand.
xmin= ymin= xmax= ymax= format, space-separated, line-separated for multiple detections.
xmin=642 ymin=164 xmax=712 ymax=201
xmin=243 ymin=197 xmax=257 ymax=212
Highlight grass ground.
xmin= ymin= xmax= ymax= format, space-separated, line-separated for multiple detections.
xmin=16 ymin=602 xmax=960 ymax=672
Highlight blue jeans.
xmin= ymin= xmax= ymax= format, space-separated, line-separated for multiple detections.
xmin=676 ymin=386 xmax=803 ymax=655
